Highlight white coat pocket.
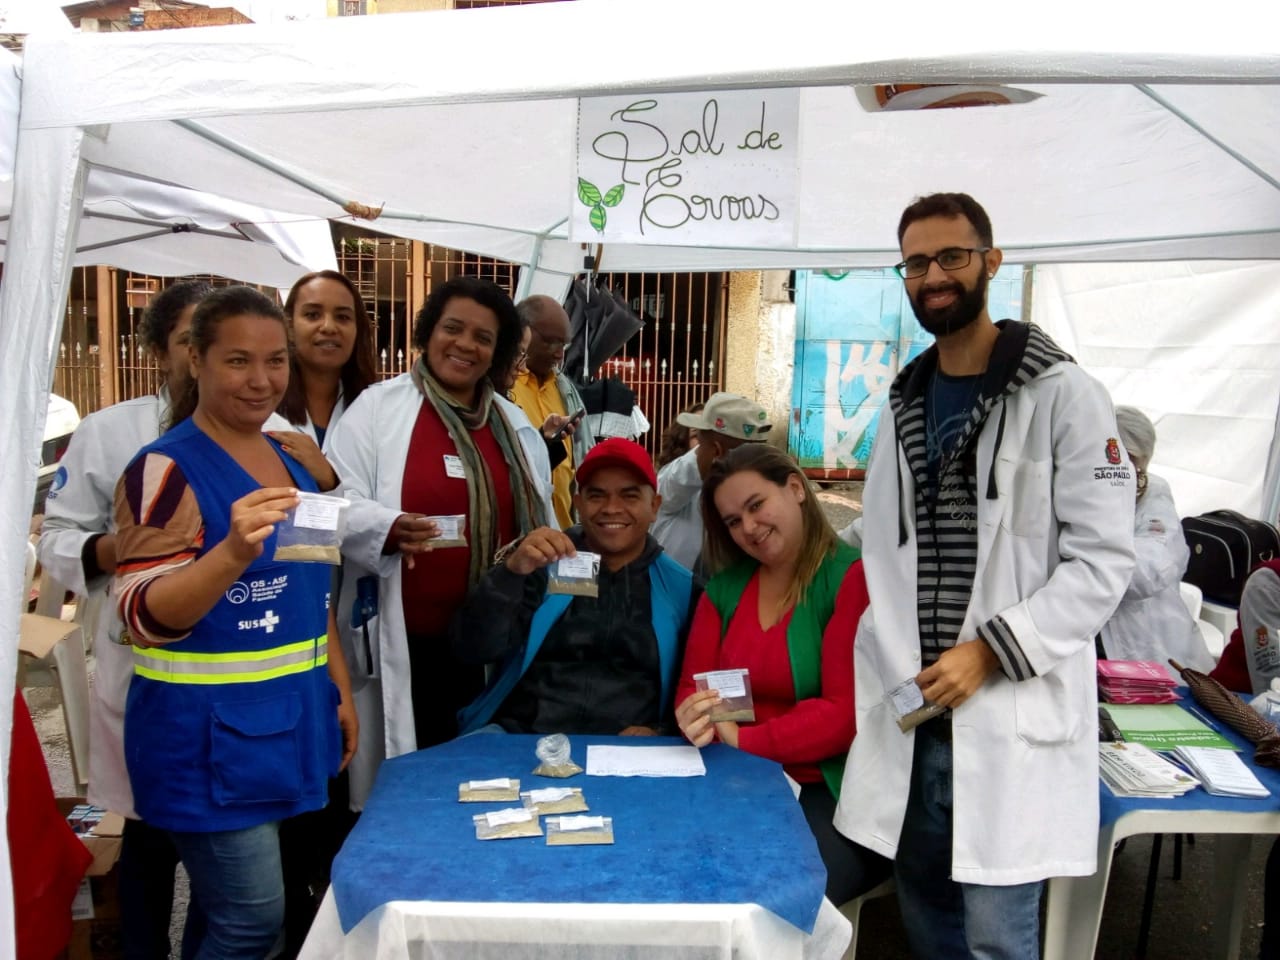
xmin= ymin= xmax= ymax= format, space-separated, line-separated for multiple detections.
xmin=1013 ymin=670 xmax=1084 ymax=747
xmin=999 ymin=458 xmax=1052 ymax=538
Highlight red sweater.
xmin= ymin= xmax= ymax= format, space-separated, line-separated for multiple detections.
xmin=676 ymin=562 xmax=867 ymax=783
xmin=1209 ymin=559 xmax=1280 ymax=693
xmin=400 ymin=402 xmax=515 ymax=637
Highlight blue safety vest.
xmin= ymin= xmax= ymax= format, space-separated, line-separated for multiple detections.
xmin=124 ymin=419 xmax=340 ymax=832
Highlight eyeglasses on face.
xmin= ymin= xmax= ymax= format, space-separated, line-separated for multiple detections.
xmin=894 ymin=247 xmax=991 ymax=280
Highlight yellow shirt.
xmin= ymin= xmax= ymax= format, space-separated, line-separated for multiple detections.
xmin=512 ymin=370 xmax=574 ymax=528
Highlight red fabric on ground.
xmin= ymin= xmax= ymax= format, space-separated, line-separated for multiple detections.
xmin=8 ymin=690 xmax=91 ymax=960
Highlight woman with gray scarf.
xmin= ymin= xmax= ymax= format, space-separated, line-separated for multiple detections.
xmin=327 ymin=277 xmax=553 ymax=807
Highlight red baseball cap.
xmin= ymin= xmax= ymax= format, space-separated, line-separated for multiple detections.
xmin=575 ymin=437 xmax=657 ymax=489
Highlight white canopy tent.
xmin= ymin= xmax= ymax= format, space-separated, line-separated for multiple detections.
xmin=1 ymin=48 xmax=336 ymax=286
xmin=1 ymin=0 xmax=1279 ymax=948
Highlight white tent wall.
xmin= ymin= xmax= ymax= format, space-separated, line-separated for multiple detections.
xmin=1031 ymin=261 xmax=1280 ymax=519
xmin=0 ymin=124 xmax=85 ymax=960
xmin=3 ymin=0 xmax=1280 ymax=948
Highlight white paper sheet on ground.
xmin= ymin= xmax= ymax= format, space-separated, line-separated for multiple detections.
xmin=585 ymin=745 xmax=706 ymax=778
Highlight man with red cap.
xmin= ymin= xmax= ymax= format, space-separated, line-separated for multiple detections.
xmin=453 ymin=438 xmax=699 ymax=735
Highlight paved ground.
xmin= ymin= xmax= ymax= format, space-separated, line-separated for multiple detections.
xmin=25 ymin=481 xmax=1273 ymax=958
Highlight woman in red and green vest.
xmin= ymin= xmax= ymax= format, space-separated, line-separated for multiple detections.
xmin=675 ymin=443 xmax=890 ymax=904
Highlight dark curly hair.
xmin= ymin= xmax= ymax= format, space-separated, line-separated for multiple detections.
xmin=412 ymin=276 xmax=522 ymax=394
xmin=138 ymin=280 xmax=213 ymax=357
xmin=657 ymin=402 xmax=704 ymax=469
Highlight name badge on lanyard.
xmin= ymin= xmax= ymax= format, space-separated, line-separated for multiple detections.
xmin=443 ymin=455 xmax=466 ymax=479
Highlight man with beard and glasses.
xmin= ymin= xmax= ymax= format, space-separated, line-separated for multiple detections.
xmin=833 ymin=193 xmax=1135 ymax=959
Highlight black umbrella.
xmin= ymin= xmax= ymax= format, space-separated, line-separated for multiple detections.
xmin=563 ymin=278 xmax=644 ymax=385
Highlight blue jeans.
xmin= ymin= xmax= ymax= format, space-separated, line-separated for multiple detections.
xmin=120 ymin=817 xmax=206 ymax=960
xmin=170 ymin=822 xmax=285 ymax=960
xmin=895 ymin=728 xmax=1043 ymax=960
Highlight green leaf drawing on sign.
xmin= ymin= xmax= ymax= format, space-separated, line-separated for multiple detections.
xmin=601 ymin=184 xmax=625 ymax=208
xmin=578 ymin=178 xmax=602 ymax=206
xmin=589 ymin=204 xmax=607 ymax=232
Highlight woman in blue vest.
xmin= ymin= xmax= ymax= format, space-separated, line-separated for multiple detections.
xmin=113 ymin=285 xmax=355 ymax=959
xmin=674 ymin=443 xmax=889 ymax=904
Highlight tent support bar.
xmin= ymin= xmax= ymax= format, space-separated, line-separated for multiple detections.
xmin=513 ymin=218 xmax=570 ymax=300
xmin=81 ymin=210 xmax=247 ymax=238
xmin=1135 ymin=84 xmax=1280 ymax=193
xmin=173 ymin=118 xmax=544 ymax=237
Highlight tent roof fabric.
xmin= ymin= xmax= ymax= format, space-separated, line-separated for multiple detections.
xmin=15 ymin=0 xmax=1280 ymax=269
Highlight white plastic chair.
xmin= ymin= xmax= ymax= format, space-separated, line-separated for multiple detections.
xmin=1180 ymin=581 xmax=1225 ymax=662
xmin=19 ymin=561 xmax=92 ymax=794
xmin=838 ymin=876 xmax=896 ymax=959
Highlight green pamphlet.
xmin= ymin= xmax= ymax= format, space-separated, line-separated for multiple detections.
xmin=1105 ymin=704 xmax=1237 ymax=751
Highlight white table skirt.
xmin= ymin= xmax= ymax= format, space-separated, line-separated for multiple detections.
xmin=299 ymin=891 xmax=852 ymax=960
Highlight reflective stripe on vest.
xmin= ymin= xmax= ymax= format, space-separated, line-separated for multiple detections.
xmin=133 ymin=636 xmax=328 ymax=685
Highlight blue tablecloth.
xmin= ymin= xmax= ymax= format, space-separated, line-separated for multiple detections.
xmin=330 ymin=735 xmax=827 ymax=936
xmin=1101 ymin=688 xmax=1280 ymax=827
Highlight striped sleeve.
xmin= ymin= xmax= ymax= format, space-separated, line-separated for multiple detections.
xmin=977 ymin=614 xmax=1038 ymax=682
xmin=112 ymin=451 xmax=204 ymax=646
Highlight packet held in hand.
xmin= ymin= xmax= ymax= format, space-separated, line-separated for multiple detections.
xmin=694 ymin=668 xmax=756 ymax=722
xmin=545 ymin=815 xmax=614 ymax=846
xmin=425 ymin=514 xmax=467 ymax=549
xmin=532 ymin=733 xmax=583 ymax=778
xmin=521 ymin=786 xmax=588 ymax=815
xmin=547 ymin=552 xmax=601 ymax=598
xmin=458 ymin=777 xmax=520 ymax=802
xmin=273 ymin=492 xmax=348 ymax=564
xmin=473 ymin=807 xmax=542 ymax=840
xmin=886 ymin=677 xmax=945 ymax=733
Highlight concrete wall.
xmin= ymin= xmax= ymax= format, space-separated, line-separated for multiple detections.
xmin=723 ymin=270 xmax=795 ymax=446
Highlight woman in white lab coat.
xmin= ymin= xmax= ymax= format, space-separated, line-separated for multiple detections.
xmin=327 ymin=276 xmax=554 ymax=809
xmin=1099 ymin=406 xmax=1212 ymax=671
xmin=269 ymin=270 xmax=378 ymax=482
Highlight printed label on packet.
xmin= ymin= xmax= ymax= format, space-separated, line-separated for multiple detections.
xmin=528 ymin=787 xmax=575 ymax=804
xmin=429 ymin=516 xmax=463 ymax=541
xmin=468 ymin=778 xmax=513 ymax=791
xmin=485 ymin=809 xmax=534 ymax=828
xmin=555 ymin=815 xmax=606 ymax=832
xmin=293 ymin=495 xmax=343 ymax=531
xmin=698 ymin=669 xmax=747 ymax=699
xmin=886 ymin=678 xmax=925 ymax=718
xmin=556 ymin=552 xmax=600 ymax=579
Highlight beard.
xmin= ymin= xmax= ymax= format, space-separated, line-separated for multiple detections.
xmin=909 ymin=269 xmax=988 ymax=337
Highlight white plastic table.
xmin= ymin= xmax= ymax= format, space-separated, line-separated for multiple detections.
xmin=1044 ymin=696 xmax=1280 ymax=960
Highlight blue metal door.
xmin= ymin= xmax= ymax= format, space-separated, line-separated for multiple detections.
xmin=789 ymin=267 xmax=1025 ymax=474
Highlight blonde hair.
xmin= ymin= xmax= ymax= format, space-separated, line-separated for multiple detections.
xmin=701 ymin=444 xmax=838 ymax=610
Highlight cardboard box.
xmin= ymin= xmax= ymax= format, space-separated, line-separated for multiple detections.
xmin=56 ymin=798 xmax=124 ymax=960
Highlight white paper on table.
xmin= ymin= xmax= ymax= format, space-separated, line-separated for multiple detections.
xmin=585 ymin=745 xmax=707 ymax=778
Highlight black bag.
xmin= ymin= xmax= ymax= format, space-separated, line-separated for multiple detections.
xmin=1181 ymin=509 xmax=1280 ymax=606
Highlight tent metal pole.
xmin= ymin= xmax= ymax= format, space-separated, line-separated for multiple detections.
xmin=173 ymin=118 xmax=545 ymax=235
xmin=513 ymin=217 xmax=569 ymax=301
xmin=1135 ymin=84 xmax=1280 ymax=193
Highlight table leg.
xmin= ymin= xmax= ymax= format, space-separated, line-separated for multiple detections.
xmin=1211 ymin=834 xmax=1254 ymax=960
xmin=1043 ymin=830 xmax=1116 ymax=960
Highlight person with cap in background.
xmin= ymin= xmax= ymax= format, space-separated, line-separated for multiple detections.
xmin=453 ymin=438 xmax=699 ymax=736
xmin=652 ymin=392 xmax=774 ymax=573
xmin=1098 ymin=405 xmax=1213 ymax=671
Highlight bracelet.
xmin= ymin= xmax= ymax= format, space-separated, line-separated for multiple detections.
xmin=493 ymin=536 xmax=524 ymax=567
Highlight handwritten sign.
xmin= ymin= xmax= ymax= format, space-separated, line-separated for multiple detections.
xmin=573 ymin=89 xmax=799 ymax=246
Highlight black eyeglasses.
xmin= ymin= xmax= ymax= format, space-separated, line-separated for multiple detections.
xmin=894 ymin=247 xmax=991 ymax=280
